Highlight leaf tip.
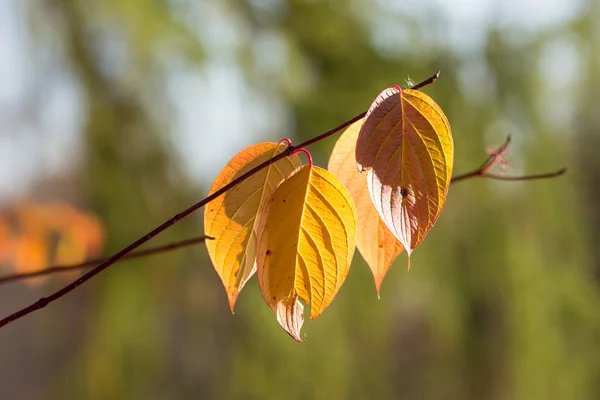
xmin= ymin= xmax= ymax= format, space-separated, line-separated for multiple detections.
xmin=308 ymin=310 xmax=321 ymax=321
xmin=227 ymin=292 xmax=239 ymax=313
xmin=374 ymin=277 xmax=383 ymax=299
xmin=275 ymin=295 xmax=305 ymax=342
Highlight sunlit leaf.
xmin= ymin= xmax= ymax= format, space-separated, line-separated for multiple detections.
xmin=328 ymin=119 xmax=403 ymax=294
xmin=256 ymin=165 xmax=357 ymax=341
xmin=356 ymin=87 xmax=453 ymax=257
xmin=204 ymin=143 xmax=302 ymax=311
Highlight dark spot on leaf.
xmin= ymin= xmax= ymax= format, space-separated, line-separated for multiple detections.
xmin=272 ymin=296 xmax=276 ymax=301
xmin=379 ymin=244 xmax=384 ymax=248
xmin=283 ymin=199 xmax=286 ymax=203
xmin=266 ymin=250 xmax=271 ymax=255
xmin=400 ymin=188 xmax=408 ymax=197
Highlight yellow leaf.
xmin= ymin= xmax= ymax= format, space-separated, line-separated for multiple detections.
xmin=256 ymin=165 xmax=357 ymax=341
xmin=328 ymin=118 xmax=404 ymax=295
xmin=355 ymin=87 xmax=453 ymax=256
xmin=204 ymin=142 xmax=302 ymax=311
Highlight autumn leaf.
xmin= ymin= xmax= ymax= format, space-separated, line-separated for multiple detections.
xmin=46 ymin=203 xmax=104 ymax=265
xmin=0 ymin=219 xmax=10 ymax=264
xmin=256 ymin=165 xmax=357 ymax=341
xmin=204 ymin=142 xmax=302 ymax=311
xmin=328 ymin=118 xmax=403 ymax=295
xmin=355 ymin=86 xmax=453 ymax=258
xmin=12 ymin=235 xmax=47 ymax=274
xmin=0 ymin=201 xmax=105 ymax=285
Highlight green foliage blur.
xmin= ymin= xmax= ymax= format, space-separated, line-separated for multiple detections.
xmin=1 ymin=0 xmax=599 ymax=399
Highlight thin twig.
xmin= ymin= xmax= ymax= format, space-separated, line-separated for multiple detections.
xmin=408 ymin=71 xmax=440 ymax=91
xmin=0 ymin=72 xmax=441 ymax=329
xmin=473 ymin=169 xmax=567 ymax=182
xmin=451 ymin=135 xmax=566 ymax=184
xmin=0 ymin=236 xmax=213 ymax=285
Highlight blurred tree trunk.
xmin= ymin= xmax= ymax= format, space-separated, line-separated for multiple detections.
xmin=45 ymin=1 xmax=230 ymax=398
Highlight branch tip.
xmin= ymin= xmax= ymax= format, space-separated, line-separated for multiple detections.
xmin=409 ymin=72 xmax=440 ymax=91
xmin=491 ymin=135 xmax=512 ymax=158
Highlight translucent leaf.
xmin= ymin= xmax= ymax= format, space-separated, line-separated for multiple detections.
xmin=256 ymin=165 xmax=357 ymax=341
xmin=328 ymin=119 xmax=403 ymax=295
xmin=204 ymin=143 xmax=302 ymax=311
xmin=356 ymin=87 xmax=453 ymax=257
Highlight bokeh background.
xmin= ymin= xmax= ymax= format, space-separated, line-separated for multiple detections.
xmin=0 ymin=0 xmax=599 ymax=399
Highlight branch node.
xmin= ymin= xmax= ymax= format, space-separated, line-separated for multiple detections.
xmin=36 ymin=297 xmax=49 ymax=308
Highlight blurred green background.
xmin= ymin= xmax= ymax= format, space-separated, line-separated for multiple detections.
xmin=0 ymin=0 xmax=599 ymax=399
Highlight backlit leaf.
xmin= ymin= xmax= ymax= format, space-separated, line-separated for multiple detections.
xmin=204 ymin=142 xmax=302 ymax=311
xmin=328 ymin=119 xmax=403 ymax=295
xmin=356 ymin=87 xmax=453 ymax=257
xmin=256 ymin=165 xmax=357 ymax=341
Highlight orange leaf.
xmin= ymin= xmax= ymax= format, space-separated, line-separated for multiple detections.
xmin=0 ymin=220 xmax=11 ymax=264
xmin=204 ymin=142 xmax=302 ymax=311
xmin=51 ymin=203 xmax=105 ymax=265
xmin=328 ymin=119 xmax=403 ymax=295
xmin=0 ymin=201 xmax=105 ymax=285
xmin=256 ymin=165 xmax=357 ymax=341
xmin=12 ymin=234 xmax=48 ymax=285
xmin=356 ymin=87 xmax=453 ymax=257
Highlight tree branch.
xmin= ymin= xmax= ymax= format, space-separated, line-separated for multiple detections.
xmin=0 ymin=73 xmax=439 ymax=328
xmin=0 ymin=130 xmax=565 ymax=287
xmin=0 ymin=72 xmax=564 ymax=328
xmin=0 ymin=236 xmax=213 ymax=285
xmin=474 ymin=169 xmax=567 ymax=181
xmin=451 ymin=135 xmax=567 ymax=184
